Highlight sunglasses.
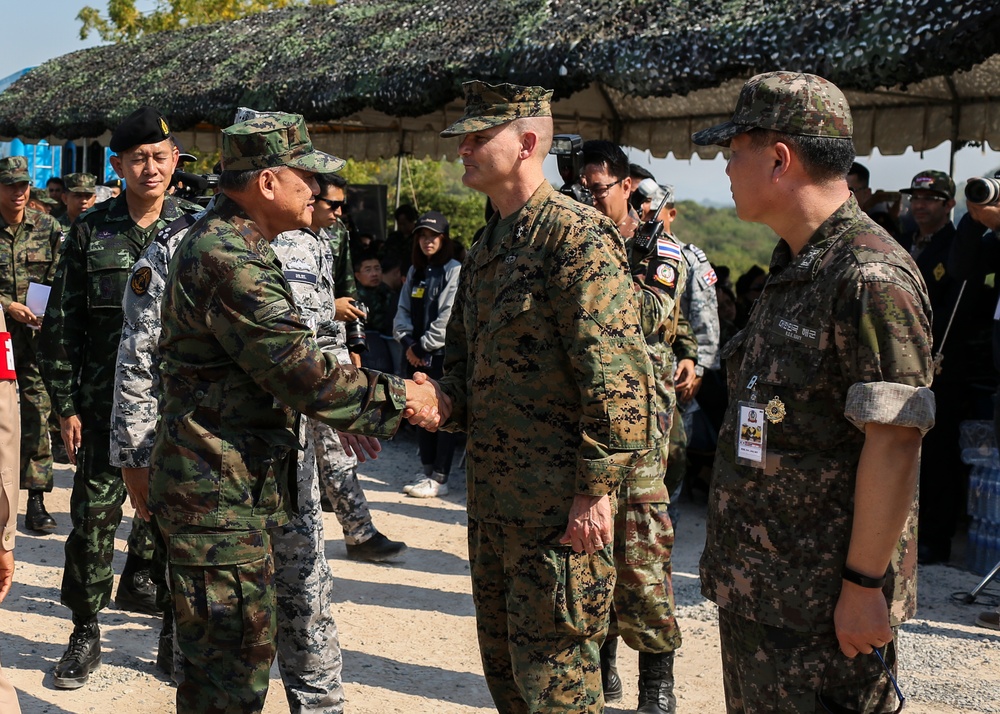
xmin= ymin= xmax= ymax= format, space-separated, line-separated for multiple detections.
xmin=316 ymin=198 xmax=345 ymax=210
xmin=817 ymin=645 xmax=905 ymax=714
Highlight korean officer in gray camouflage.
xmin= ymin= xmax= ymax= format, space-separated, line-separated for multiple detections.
xmin=38 ymin=106 xmax=201 ymax=690
xmin=693 ymin=72 xmax=935 ymax=712
xmin=149 ymin=112 xmax=442 ymax=713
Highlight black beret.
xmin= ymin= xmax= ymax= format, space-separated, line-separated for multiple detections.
xmin=110 ymin=106 xmax=172 ymax=153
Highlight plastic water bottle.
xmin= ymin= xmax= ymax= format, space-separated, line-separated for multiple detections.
xmin=988 ymin=467 xmax=1000 ymax=523
xmin=967 ymin=518 xmax=981 ymax=573
xmin=969 ymin=466 xmax=983 ymax=519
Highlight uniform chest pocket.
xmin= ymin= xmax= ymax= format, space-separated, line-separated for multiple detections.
xmin=26 ymin=246 xmax=54 ymax=265
xmin=87 ymin=249 xmax=133 ymax=310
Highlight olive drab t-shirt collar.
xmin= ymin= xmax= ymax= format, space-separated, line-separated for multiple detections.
xmin=473 ymin=182 xmax=555 ymax=271
xmin=766 ymin=194 xmax=863 ymax=286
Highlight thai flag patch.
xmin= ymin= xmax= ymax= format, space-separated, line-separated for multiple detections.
xmin=656 ymin=238 xmax=682 ymax=262
xmin=702 ymin=268 xmax=718 ymax=287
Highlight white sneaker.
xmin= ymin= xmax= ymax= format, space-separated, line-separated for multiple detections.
xmin=403 ymin=469 xmax=430 ymax=494
xmin=407 ymin=478 xmax=448 ymax=499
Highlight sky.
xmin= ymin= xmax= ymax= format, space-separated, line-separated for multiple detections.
xmin=8 ymin=1 xmax=1000 ymax=208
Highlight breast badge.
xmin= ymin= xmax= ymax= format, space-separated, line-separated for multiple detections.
xmin=765 ymin=397 xmax=786 ymax=424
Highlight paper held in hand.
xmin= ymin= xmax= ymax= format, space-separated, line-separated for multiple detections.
xmin=26 ymin=282 xmax=52 ymax=329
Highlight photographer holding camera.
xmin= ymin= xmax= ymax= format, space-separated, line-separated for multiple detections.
xmin=394 ymin=211 xmax=462 ymax=499
xmin=948 ymin=176 xmax=1000 ymax=630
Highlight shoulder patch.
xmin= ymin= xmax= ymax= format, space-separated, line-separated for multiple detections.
xmin=156 ymin=213 xmax=198 ymax=246
xmin=702 ymin=268 xmax=719 ymax=287
xmin=686 ymin=243 xmax=709 ymax=263
xmin=254 ymin=299 xmax=292 ymax=324
xmin=654 ymin=264 xmax=676 ymax=288
xmin=130 ymin=266 xmax=153 ymax=296
xmin=656 ymin=238 xmax=683 ymax=263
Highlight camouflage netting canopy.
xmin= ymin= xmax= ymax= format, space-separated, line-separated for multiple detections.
xmin=1 ymin=0 xmax=999 ymax=159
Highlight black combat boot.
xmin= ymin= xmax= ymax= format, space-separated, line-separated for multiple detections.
xmin=24 ymin=490 xmax=57 ymax=533
xmin=156 ymin=608 xmax=174 ymax=676
xmin=637 ymin=651 xmax=677 ymax=714
xmin=600 ymin=635 xmax=623 ymax=704
xmin=345 ymin=532 xmax=408 ymax=563
xmin=115 ymin=554 xmax=160 ymax=615
xmin=53 ymin=617 xmax=101 ymax=689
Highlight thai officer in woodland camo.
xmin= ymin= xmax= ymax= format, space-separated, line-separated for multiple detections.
xmin=148 ymin=112 xmax=441 ymax=713
xmin=693 ymin=72 xmax=934 ymax=712
xmin=37 ymin=106 xmax=201 ymax=690
xmin=0 ymin=156 xmax=63 ymax=534
xmin=580 ymin=140 xmax=682 ymax=713
xmin=435 ymin=81 xmax=660 ymax=713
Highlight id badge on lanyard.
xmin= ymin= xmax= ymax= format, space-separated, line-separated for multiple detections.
xmin=736 ymin=376 xmax=766 ymax=468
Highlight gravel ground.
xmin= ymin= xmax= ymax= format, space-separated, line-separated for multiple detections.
xmin=2 ymin=428 xmax=999 ymax=712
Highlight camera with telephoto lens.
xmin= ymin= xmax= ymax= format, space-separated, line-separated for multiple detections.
xmin=549 ymin=134 xmax=594 ymax=205
xmin=345 ymin=300 xmax=368 ymax=354
xmin=965 ymin=173 xmax=1000 ymax=205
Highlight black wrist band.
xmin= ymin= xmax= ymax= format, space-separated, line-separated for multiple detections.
xmin=842 ymin=566 xmax=886 ymax=589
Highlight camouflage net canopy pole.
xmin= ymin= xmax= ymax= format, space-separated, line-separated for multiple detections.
xmin=0 ymin=0 xmax=998 ymax=159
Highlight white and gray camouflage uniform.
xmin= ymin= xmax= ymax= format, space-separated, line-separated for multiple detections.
xmin=677 ymin=239 xmax=721 ymax=374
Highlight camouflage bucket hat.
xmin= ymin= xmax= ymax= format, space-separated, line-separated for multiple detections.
xmin=900 ymin=170 xmax=955 ymax=200
xmin=29 ymin=187 xmax=56 ymax=205
xmin=64 ymin=172 xmax=97 ymax=194
xmin=0 ymin=156 xmax=30 ymax=184
xmin=441 ymin=81 xmax=553 ymax=138
xmin=222 ymin=113 xmax=345 ymax=173
xmin=692 ymin=71 xmax=853 ymax=147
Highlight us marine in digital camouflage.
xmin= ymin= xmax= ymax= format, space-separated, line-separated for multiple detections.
xmin=37 ymin=106 xmax=201 ymax=691
xmin=432 ymin=81 xmax=660 ymax=713
xmin=581 ymin=139 xmax=682 ymax=714
xmin=148 ymin=112 xmax=443 ymax=713
xmin=693 ymin=72 xmax=935 ymax=712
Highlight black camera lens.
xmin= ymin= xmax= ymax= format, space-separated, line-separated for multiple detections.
xmin=345 ymin=300 xmax=368 ymax=354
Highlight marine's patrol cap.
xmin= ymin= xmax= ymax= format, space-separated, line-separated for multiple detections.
xmin=900 ymin=170 xmax=955 ymax=200
xmin=110 ymin=106 xmax=172 ymax=153
xmin=64 ymin=172 xmax=97 ymax=195
xmin=441 ymin=81 xmax=553 ymax=138
xmin=0 ymin=156 xmax=30 ymax=184
xmin=29 ymin=187 xmax=56 ymax=205
xmin=221 ymin=113 xmax=344 ymax=173
xmin=692 ymin=72 xmax=853 ymax=147
xmin=412 ymin=210 xmax=450 ymax=237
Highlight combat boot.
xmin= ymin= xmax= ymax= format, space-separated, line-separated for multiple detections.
xmin=600 ymin=635 xmax=623 ymax=704
xmin=115 ymin=554 xmax=160 ymax=615
xmin=156 ymin=608 xmax=173 ymax=676
xmin=345 ymin=532 xmax=408 ymax=563
xmin=24 ymin=490 xmax=57 ymax=533
xmin=53 ymin=617 xmax=101 ymax=689
xmin=636 ymin=651 xmax=676 ymax=714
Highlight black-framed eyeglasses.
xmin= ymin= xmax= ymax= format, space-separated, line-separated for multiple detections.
xmin=908 ymin=195 xmax=946 ymax=204
xmin=817 ymin=645 xmax=905 ymax=714
xmin=584 ymin=178 xmax=623 ymax=198
xmin=317 ymin=198 xmax=345 ymax=210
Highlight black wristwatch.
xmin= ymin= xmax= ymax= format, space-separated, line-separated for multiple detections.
xmin=842 ymin=565 xmax=887 ymax=589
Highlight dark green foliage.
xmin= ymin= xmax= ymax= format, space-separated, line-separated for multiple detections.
xmin=672 ymin=201 xmax=776 ymax=276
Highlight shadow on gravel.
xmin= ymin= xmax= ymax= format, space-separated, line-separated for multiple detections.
xmin=364 ymin=498 xmax=468 ymax=523
xmin=341 ymin=647 xmax=492 ymax=708
xmin=326 ymin=542 xmax=471 ymax=577
xmin=331 ymin=577 xmax=476 ymax=618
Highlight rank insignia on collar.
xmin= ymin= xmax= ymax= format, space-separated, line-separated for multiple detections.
xmin=765 ymin=397 xmax=786 ymax=424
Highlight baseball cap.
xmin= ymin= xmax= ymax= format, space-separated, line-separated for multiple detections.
xmin=222 ymin=113 xmax=345 ymax=173
xmin=411 ymin=210 xmax=450 ymax=237
xmin=110 ymin=106 xmax=172 ymax=153
xmin=64 ymin=172 xmax=97 ymax=194
xmin=0 ymin=156 xmax=30 ymax=184
xmin=29 ymin=187 xmax=56 ymax=205
xmin=692 ymin=71 xmax=853 ymax=147
xmin=899 ymin=170 xmax=955 ymax=200
xmin=441 ymin=81 xmax=553 ymax=138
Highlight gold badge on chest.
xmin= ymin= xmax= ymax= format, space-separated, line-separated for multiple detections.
xmin=764 ymin=397 xmax=786 ymax=424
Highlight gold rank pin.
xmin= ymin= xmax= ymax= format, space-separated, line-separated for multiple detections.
xmin=765 ymin=397 xmax=786 ymax=424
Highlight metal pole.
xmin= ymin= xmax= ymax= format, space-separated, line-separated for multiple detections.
xmin=395 ymin=151 xmax=403 ymax=211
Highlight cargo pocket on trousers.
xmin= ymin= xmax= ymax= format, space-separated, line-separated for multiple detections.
xmin=550 ymin=545 xmax=615 ymax=639
xmin=168 ymin=529 xmax=275 ymax=650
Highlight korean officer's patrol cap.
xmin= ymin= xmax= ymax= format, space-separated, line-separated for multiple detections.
xmin=692 ymin=71 xmax=853 ymax=147
xmin=222 ymin=112 xmax=345 ymax=173
xmin=441 ymin=81 xmax=553 ymax=138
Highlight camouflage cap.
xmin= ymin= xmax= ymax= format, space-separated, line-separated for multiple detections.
xmin=29 ymin=187 xmax=56 ymax=205
xmin=900 ymin=170 xmax=955 ymax=200
xmin=692 ymin=71 xmax=853 ymax=147
xmin=440 ymin=81 xmax=553 ymax=138
xmin=64 ymin=172 xmax=97 ymax=194
xmin=0 ymin=156 xmax=30 ymax=184
xmin=222 ymin=113 xmax=345 ymax=173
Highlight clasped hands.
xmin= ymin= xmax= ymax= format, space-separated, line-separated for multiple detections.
xmin=403 ymin=371 xmax=452 ymax=431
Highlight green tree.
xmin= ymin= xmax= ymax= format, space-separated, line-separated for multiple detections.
xmin=672 ymin=200 xmax=777 ymax=277
xmin=78 ymin=0 xmax=336 ymax=41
